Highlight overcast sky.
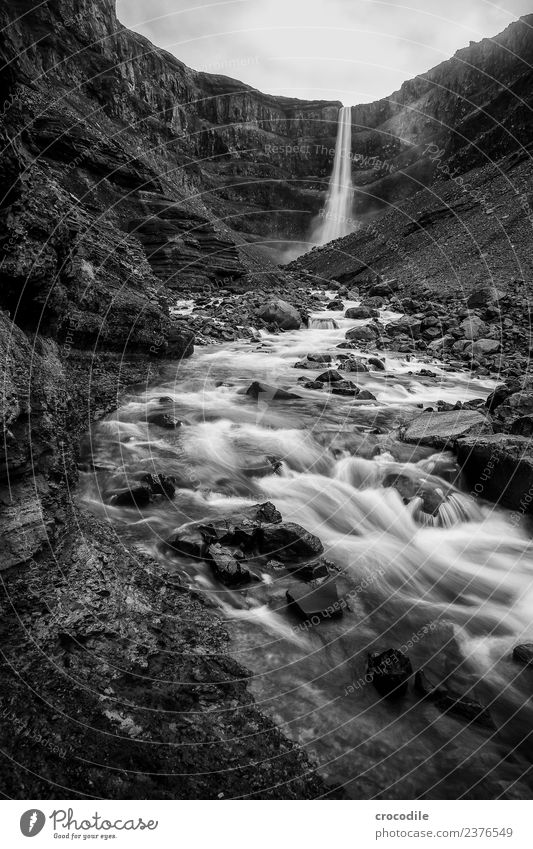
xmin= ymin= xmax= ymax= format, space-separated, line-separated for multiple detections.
xmin=116 ymin=0 xmax=532 ymax=104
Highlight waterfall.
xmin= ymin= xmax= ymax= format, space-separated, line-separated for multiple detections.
xmin=313 ymin=105 xmax=355 ymax=246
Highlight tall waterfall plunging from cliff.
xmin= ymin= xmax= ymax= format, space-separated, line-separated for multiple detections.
xmin=313 ymin=106 xmax=355 ymax=245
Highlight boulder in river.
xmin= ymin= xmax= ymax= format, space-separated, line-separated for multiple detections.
xmin=400 ymin=409 xmax=492 ymax=450
xmin=326 ymin=299 xmax=344 ymax=311
xmin=316 ymin=369 xmax=343 ymax=383
xmin=256 ymin=299 xmax=301 ymax=330
xmin=345 ymin=306 xmax=378 ymax=320
xmin=306 ymin=352 xmax=333 ymax=364
xmin=512 ymin=644 xmax=533 ymax=667
xmin=286 ymin=579 xmax=342 ymax=622
xmin=140 ymin=473 xmax=176 ymax=498
xmin=454 ymin=434 xmax=533 ymax=511
xmin=368 ymin=356 xmax=386 ymax=371
xmin=415 ymin=669 xmax=494 ymax=728
xmin=165 ymin=502 xmax=283 ymax=557
xmin=110 ymin=485 xmax=152 ymax=508
xmin=208 ymin=544 xmax=252 ymax=586
xmin=146 ymin=412 xmax=181 ymax=429
xmin=245 ymin=381 xmax=299 ymax=401
xmin=345 ymin=324 xmax=380 ymax=343
xmin=260 ymin=522 xmax=324 ymax=562
xmin=339 ymin=357 xmax=369 ymax=373
xmin=367 ymin=648 xmax=412 ymax=699
xmin=331 ymin=379 xmax=361 ymax=398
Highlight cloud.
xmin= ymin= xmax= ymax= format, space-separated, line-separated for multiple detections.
xmin=116 ymin=0 xmax=533 ymax=103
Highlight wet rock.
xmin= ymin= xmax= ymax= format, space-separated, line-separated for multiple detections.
xmin=367 ymin=648 xmax=412 ymax=699
xmin=415 ymin=669 xmax=494 ymax=728
xmin=260 ymin=522 xmax=324 ymax=562
xmin=208 ymin=544 xmax=252 ymax=586
xmin=383 ymin=473 xmax=445 ymax=515
xmin=140 ymin=473 xmax=176 ymax=498
xmin=306 ymin=352 xmax=332 ymax=363
xmin=455 ymin=434 xmax=533 ymax=511
xmin=166 ymin=323 xmax=195 ymax=359
xmin=316 ymin=369 xmax=343 ymax=383
xmin=245 ymin=381 xmax=299 ymax=401
xmin=326 ymin=299 xmax=344 ymax=310
xmin=146 ymin=412 xmax=182 ymax=429
xmin=294 ymin=359 xmax=315 ymax=370
xmin=368 ymin=357 xmax=386 ymax=371
xmin=165 ymin=525 xmax=207 ymax=559
xmin=512 ymin=644 xmax=533 ymax=667
xmin=331 ymin=379 xmax=360 ymax=397
xmin=400 ymin=409 xmax=492 ymax=449
xmin=165 ymin=502 xmax=283 ymax=558
xmin=510 ymin=415 xmax=533 ymax=437
xmin=110 ymin=485 xmax=152 ymax=507
xmin=286 ymin=579 xmax=342 ymax=622
xmin=339 ymin=357 xmax=369 ymax=373
xmin=256 ymin=299 xmax=301 ymax=330
xmin=345 ymin=324 xmax=380 ymax=343
xmin=345 ymin=306 xmax=377 ymax=319
xmin=357 ymin=389 xmax=377 ymax=401
xmin=303 ymin=380 xmax=323 ymax=390
xmin=485 ymin=381 xmax=521 ymax=412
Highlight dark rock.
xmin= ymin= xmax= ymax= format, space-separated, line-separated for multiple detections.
xmin=357 ymin=389 xmax=377 ymax=401
xmin=316 ymin=369 xmax=343 ymax=383
xmin=370 ymin=279 xmax=398 ymax=296
xmin=466 ymin=285 xmax=504 ymax=308
xmin=331 ymin=379 xmax=360 ymax=397
xmin=385 ymin=316 xmax=422 ymax=338
xmin=208 ymin=544 xmax=252 ymax=586
xmin=345 ymin=324 xmax=380 ymax=343
xmin=400 ymin=409 xmax=492 ymax=449
xmin=512 ymin=644 xmax=533 ymax=667
xmin=339 ymin=357 xmax=369 ymax=373
xmin=368 ymin=357 xmax=386 ymax=371
xmin=260 ymin=522 xmax=324 ymax=562
xmin=146 ymin=412 xmax=182 ymax=429
xmin=110 ymin=485 xmax=152 ymax=508
xmin=510 ymin=415 xmax=533 ymax=436
xmin=303 ymin=381 xmax=324 ymax=390
xmin=383 ymin=473 xmax=445 ymax=515
xmin=306 ymin=352 xmax=332 ymax=363
xmin=485 ymin=382 xmax=521 ymax=412
xmin=415 ymin=669 xmax=494 ymax=728
xmin=286 ymin=580 xmax=342 ymax=621
xmin=165 ymin=502 xmax=283 ymax=557
xmin=344 ymin=306 xmax=377 ymax=319
xmin=367 ymin=648 xmax=412 ymax=699
xmin=326 ymin=300 xmax=344 ymax=310
xmin=245 ymin=381 xmax=299 ymax=401
xmin=256 ymin=299 xmax=301 ymax=330
xmin=165 ymin=525 xmax=207 ymax=559
xmin=140 ymin=473 xmax=176 ymax=498
xmin=454 ymin=434 xmax=533 ymax=511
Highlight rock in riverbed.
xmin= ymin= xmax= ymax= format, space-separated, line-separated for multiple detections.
xmin=415 ymin=669 xmax=494 ymax=728
xmin=286 ymin=579 xmax=342 ymax=622
xmin=454 ymin=434 xmax=533 ymax=511
xmin=400 ymin=409 xmax=492 ymax=449
xmin=367 ymin=648 xmax=413 ymax=699
xmin=513 ymin=644 xmax=533 ymax=667
xmin=256 ymin=299 xmax=301 ymax=330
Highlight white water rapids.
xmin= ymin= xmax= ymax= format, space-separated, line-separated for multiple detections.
xmin=313 ymin=106 xmax=355 ymax=245
xmin=81 ymin=294 xmax=533 ymax=799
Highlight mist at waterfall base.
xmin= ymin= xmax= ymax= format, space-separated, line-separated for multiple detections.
xmin=80 ymin=294 xmax=533 ymax=800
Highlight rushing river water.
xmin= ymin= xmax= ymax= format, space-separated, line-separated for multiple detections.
xmin=81 ymin=295 xmax=533 ymax=799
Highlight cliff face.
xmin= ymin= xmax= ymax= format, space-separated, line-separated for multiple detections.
xmin=345 ymin=15 xmax=533 ymax=215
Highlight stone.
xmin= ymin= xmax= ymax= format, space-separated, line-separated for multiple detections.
xmin=165 ymin=502 xmax=283 ymax=557
xmin=357 ymin=389 xmax=377 ymax=401
xmin=510 ymin=415 xmax=533 ymax=437
xmin=454 ymin=434 xmax=533 ymax=511
xmin=306 ymin=352 xmax=332 ymax=363
xmin=164 ymin=525 xmax=207 ymax=559
xmin=303 ymin=381 xmax=323 ymax=390
xmin=385 ymin=316 xmax=422 ymax=338
xmin=466 ymin=285 xmax=504 ymax=308
xmin=367 ymin=648 xmax=412 ymax=699
xmin=326 ymin=299 xmax=344 ymax=310
xmin=331 ymin=380 xmax=360 ymax=397
xmin=370 ymin=279 xmax=398 ymax=297
xmin=465 ymin=338 xmax=501 ymax=357
xmin=512 ymin=644 xmax=533 ymax=667
xmin=146 ymin=412 xmax=181 ymax=429
xmin=345 ymin=324 xmax=379 ymax=343
xmin=245 ymin=381 xmax=299 ymax=401
xmin=383 ymin=473 xmax=445 ymax=515
xmin=110 ymin=485 xmax=152 ymax=507
xmin=286 ymin=580 xmax=342 ymax=622
xmin=400 ymin=409 xmax=492 ymax=449
xmin=339 ymin=357 xmax=369 ymax=373
xmin=316 ymin=369 xmax=343 ymax=383
xmin=208 ymin=544 xmax=251 ymax=586
xmin=427 ymin=334 xmax=454 ymax=353
xmin=256 ymin=299 xmax=301 ymax=330
xmin=260 ymin=522 xmax=324 ymax=562
xmin=344 ymin=306 xmax=377 ymax=319
xmin=140 ymin=473 xmax=176 ymax=498
xmin=460 ymin=315 xmax=488 ymax=340
xmin=415 ymin=669 xmax=494 ymax=728
xmin=368 ymin=357 xmax=386 ymax=371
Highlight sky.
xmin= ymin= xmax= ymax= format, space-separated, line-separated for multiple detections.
xmin=116 ymin=0 xmax=533 ymax=104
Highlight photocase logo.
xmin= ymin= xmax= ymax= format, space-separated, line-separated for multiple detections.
xmin=20 ymin=810 xmax=46 ymax=837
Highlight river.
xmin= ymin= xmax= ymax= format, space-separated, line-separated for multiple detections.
xmin=80 ymin=293 xmax=533 ymax=799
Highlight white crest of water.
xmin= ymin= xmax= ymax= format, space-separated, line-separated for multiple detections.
xmin=313 ymin=105 xmax=355 ymax=245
